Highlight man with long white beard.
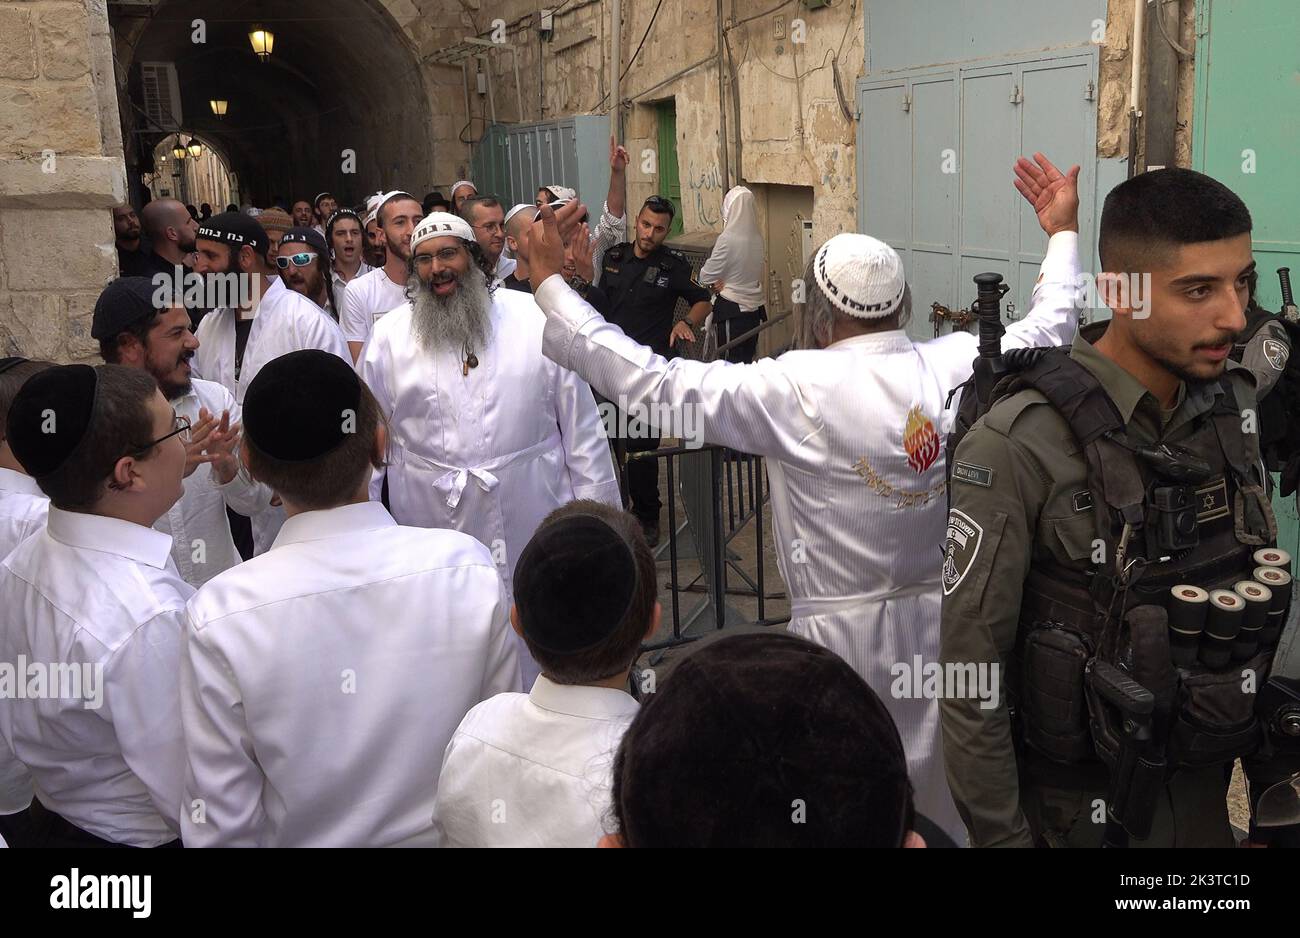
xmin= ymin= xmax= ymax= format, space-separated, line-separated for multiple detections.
xmin=524 ymin=154 xmax=1086 ymax=845
xmin=358 ymin=212 xmax=621 ymax=686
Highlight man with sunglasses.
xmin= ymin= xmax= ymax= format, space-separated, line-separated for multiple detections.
xmin=93 ymin=277 xmax=269 ymax=586
xmin=595 ymin=193 xmax=712 ymax=544
xmin=0 ymin=364 xmax=193 ymax=846
xmin=277 ymin=227 xmax=338 ymax=321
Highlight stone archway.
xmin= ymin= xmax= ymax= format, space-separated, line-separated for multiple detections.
xmin=110 ymin=0 xmax=443 ymax=210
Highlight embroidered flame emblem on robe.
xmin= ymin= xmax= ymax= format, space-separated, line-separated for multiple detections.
xmin=903 ymin=405 xmax=940 ymax=474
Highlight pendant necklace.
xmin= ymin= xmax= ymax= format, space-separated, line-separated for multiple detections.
xmin=462 ymin=340 xmax=479 ymax=377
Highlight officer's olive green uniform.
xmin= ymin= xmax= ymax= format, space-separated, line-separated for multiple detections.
xmin=940 ymin=330 xmax=1298 ymax=847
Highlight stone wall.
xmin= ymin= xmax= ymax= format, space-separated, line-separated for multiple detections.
xmin=0 ymin=0 xmax=126 ymax=363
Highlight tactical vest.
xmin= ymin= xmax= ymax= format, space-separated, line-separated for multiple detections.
xmin=984 ymin=349 xmax=1289 ymax=774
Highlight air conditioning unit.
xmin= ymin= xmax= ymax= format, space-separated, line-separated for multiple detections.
xmin=140 ymin=61 xmax=183 ymax=131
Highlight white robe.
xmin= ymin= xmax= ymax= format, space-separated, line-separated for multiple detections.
xmin=532 ymin=231 xmax=1084 ymax=844
xmin=192 ymin=277 xmax=350 ymax=552
xmin=357 ymin=287 xmax=622 ymax=686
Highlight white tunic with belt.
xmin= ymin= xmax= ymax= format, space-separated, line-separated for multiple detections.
xmin=358 ymin=287 xmax=622 ymax=685
xmin=533 ymin=232 xmax=1083 ymax=843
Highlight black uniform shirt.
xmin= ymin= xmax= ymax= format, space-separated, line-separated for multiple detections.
xmin=599 ymin=242 xmax=709 ymax=358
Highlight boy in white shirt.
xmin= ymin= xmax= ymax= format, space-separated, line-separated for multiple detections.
xmin=433 ymin=500 xmax=658 ymax=847
xmin=0 ymin=357 xmax=54 ymax=847
xmin=0 ymin=364 xmax=191 ymax=847
xmin=181 ymin=350 xmax=519 ymax=847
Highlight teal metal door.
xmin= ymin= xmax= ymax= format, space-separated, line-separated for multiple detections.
xmin=1193 ymin=0 xmax=1300 ymax=557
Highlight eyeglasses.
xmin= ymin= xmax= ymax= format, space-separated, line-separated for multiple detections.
xmin=471 ymin=221 xmax=505 ymax=234
xmin=275 ymin=252 xmax=317 ymax=269
xmin=414 ymin=246 xmax=465 ymax=265
xmin=131 ymin=414 xmax=191 ymax=455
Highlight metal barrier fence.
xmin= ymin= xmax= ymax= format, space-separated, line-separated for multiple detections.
xmin=606 ymin=313 xmax=797 ymax=661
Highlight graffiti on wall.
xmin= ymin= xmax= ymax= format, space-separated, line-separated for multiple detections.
xmin=687 ymin=160 xmax=723 ymax=227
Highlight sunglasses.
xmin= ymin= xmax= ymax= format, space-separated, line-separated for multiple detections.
xmin=275 ymin=252 xmax=317 ymax=269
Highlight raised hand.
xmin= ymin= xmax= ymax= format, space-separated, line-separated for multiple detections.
xmin=571 ymin=221 xmax=595 ymax=283
xmin=204 ymin=410 xmax=242 ymax=485
xmin=610 ymin=138 xmax=629 ymax=174
xmin=529 ymin=202 xmax=568 ymax=291
xmin=1013 ymin=152 xmax=1080 ymax=237
xmin=183 ymin=407 xmax=218 ymax=478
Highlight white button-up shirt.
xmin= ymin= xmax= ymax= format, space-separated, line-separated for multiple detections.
xmin=533 ymin=231 xmax=1083 ymax=844
xmin=157 ymin=379 xmax=271 ymax=586
xmin=192 ymin=277 xmax=349 ymax=403
xmin=341 ymin=266 xmax=408 ymax=347
xmin=0 ymin=508 xmax=191 ymax=846
xmin=331 ymin=260 xmax=373 ymax=327
xmin=180 ymin=501 xmax=520 ymax=847
xmin=0 ymin=467 xmax=47 ymax=815
xmin=433 ymin=674 xmax=638 ymax=847
xmin=192 ymin=277 xmax=349 ymax=552
xmin=357 ymin=287 xmax=622 ymax=685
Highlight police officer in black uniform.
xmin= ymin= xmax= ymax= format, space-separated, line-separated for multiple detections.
xmin=599 ymin=195 xmax=712 ymax=545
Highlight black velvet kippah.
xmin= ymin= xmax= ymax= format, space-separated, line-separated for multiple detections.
xmin=514 ymin=513 xmax=638 ymax=654
xmin=7 ymin=364 xmax=99 ymax=477
xmin=91 ymin=277 xmax=161 ymax=340
xmin=0 ymin=357 xmax=29 ymax=376
xmin=616 ymin=633 xmax=912 ymax=847
xmin=242 ymin=350 xmax=362 ymax=461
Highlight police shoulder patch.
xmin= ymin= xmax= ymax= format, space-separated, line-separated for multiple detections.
xmin=942 ymin=509 xmax=984 ymax=596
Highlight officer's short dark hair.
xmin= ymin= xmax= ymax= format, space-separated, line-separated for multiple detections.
xmin=1099 ymin=168 xmax=1252 ymax=275
xmin=610 ymin=633 xmax=916 ymax=847
xmin=33 ymin=367 xmax=161 ymax=512
xmin=516 ymin=500 xmax=655 ymax=685
xmin=640 ymin=195 xmax=675 ymax=220
xmin=244 ymin=379 xmax=384 ymax=511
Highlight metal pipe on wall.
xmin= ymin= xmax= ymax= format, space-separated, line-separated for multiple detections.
xmin=716 ymin=0 xmax=730 ymax=191
xmin=1128 ymin=0 xmax=1146 ymax=176
xmin=611 ymin=0 xmax=622 ymax=140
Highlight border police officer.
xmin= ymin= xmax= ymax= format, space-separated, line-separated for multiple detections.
xmin=941 ymin=168 xmax=1300 ymax=848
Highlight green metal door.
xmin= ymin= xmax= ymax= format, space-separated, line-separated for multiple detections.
xmin=1193 ymin=0 xmax=1300 ymax=557
xmin=655 ymin=101 xmax=685 ymax=236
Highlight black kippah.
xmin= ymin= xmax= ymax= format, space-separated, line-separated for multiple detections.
xmin=91 ymin=277 xmax=162 ymax=340
xmin=616 ymin=633 xmax=912 ymax=847
xmin=242 ymin=350 xmax=362 ymax=461
xmin=7 ymin=364 xmax=99 ymax=477
xmin=514 ymin=513 xmax=639 ymax=654
xmin=0 ymin=357 xmax=29 ymax=376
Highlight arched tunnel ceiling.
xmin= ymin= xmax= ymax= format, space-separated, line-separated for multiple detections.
xmin=114 ymin=0 xmax=438 ymax=207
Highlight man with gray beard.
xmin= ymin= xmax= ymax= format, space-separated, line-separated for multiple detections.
xmin=358 ymin=212 xmax=620 ymax=687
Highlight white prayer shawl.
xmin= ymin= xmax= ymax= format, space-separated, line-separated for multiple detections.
xmin=358 ymin=287 xmax=622 ymax=685
xmin=698 ymin=186 xmax=766 ymax=313
xmin=192 ymin=277 xmax=350 ymax=552
xmin=534 ymin=231 xmax=1084 ymax=845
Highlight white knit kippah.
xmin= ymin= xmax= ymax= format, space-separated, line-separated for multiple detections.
xmin=504 ymin=203 xmax=533 ymax=227
xmin=450 ymin=180 xmax=476 ymax=200
xmin=813 ymin=233 xmax=906 ymax=320
xmin=411 ymin=211 xmax=475 ymax=252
